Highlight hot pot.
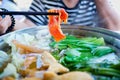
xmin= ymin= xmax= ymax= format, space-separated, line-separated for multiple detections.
xmin=0 ymin=24 xmax=120 ymax=57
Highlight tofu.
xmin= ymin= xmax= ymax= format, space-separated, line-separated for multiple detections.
xmin=43 ymin=71 xmax=93 ymax=80
xmin=41 ymin=51 xmax=69 ymax=73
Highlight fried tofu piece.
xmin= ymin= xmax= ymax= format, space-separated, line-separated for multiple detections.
xmin=2 ymin=77 xmax=15 ymax=80
xmin=22 ymin=77 xmax=41 ymax=80
xmin=41 ymin=51 xmax=69 ymax=73
xmin=43 ymin=71 xmax=93 ymax=80
xmin=24 ymin=56 xmax=37 ymax=69
xmin=12 ymin=40 xmax=46 ymax=54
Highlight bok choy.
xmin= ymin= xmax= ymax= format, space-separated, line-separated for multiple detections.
xmin=50 ymin=35 xmax=120 ymax=78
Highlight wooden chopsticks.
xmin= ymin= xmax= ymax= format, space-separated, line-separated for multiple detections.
xmin=0 ymin=11 xmax=59 ymax=15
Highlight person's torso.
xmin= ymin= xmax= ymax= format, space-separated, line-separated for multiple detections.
xmin=28 ymin=0 xmax=101 ymax=27
xmin=44 ymin=0 xmax=97 ymax=26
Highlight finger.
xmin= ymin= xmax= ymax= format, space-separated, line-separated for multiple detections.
xmin=0 ymin=16 xmax=3 ymax=20
xmin=5 ymin=16 xmax=12 ymax=25
xmin=0 ymin=16 xmax=12 ymax=34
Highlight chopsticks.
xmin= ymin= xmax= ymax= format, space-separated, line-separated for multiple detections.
xmin=0 ymin=11 xmax=59 ymax=15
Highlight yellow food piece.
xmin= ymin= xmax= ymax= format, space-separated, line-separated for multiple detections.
xmin=41 ymin=51 xmax=69 ymax=73
xmin=43 ymin=71 xmax=93 ymax=80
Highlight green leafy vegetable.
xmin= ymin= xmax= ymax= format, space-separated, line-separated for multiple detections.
xmin=91 ymin=46 xmax=114 ymax=57
xmin=50 ymin=35 xmax=119 ymax=79
xmin=76 ymin=67 xmax=120 ymax=78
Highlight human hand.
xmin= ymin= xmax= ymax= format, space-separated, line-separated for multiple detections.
xmin=0 ymin=15 xmax=12 ymax=34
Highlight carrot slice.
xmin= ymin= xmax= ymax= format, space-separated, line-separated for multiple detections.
xmin=48 ymin=8 xmax=68 ymax=42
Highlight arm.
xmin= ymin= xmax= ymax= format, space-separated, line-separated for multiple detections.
xmin=14 ymin=0 xmax=48 ymax=30
xmin=9 ymin=0 xmax=48 ymax=31
xmin=94 ymin=0 xmax=120 ymax=31
xmin=0 ymin=16 xmax=36 ymax=34
xmin=13 ymin=18 xmax=36 ymax=30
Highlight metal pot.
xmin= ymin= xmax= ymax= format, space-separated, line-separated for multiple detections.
xmin=0 ymin=25 xmax=120 ymax=57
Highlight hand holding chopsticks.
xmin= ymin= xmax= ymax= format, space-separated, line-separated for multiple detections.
xmin=0 ymin=11 xmax=59 ymax=15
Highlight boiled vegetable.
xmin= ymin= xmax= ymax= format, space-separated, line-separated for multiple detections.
xmin=50 ymin=35 xmax=120 ymax=79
